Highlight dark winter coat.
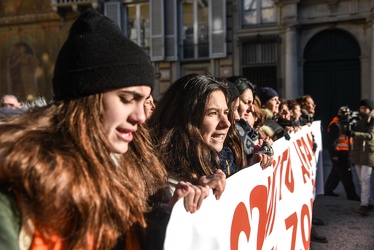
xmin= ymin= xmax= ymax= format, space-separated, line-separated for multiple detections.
xmin=350 ymin=110 xmax=374 ymax=166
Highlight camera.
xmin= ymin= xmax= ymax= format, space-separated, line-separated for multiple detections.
xmin=348 ymin=111 xmax=360 ymax=126
xmin=339 ymin=107 xmax=360 ymax=133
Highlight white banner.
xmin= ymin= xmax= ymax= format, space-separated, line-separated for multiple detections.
xmin=164 ymin=121 xmax=322 ymax=250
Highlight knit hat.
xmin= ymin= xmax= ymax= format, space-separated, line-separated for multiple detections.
xmin=53 ymin=9 xmax=154 ymax=101
xmin=257 ymin=87 xmax=278 ymax=106
xmin=359 ymin=99 xmax=374 ymax=111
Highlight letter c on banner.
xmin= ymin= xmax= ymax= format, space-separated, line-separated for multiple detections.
xmin=230 ymin=202 xmax=250 ymax=250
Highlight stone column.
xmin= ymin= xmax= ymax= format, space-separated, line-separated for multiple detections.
xmin=284 ymin=26 xmax=298 ymax=99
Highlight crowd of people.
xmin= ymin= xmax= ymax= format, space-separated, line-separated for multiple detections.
xmin=323 ymin=99 xmax=374 ymax=216
xmin=0 ymin=8 xmax=373 ymax=249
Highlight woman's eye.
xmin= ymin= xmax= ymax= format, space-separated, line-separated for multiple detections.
xmin=120 ymin=97 xmax=131 ymax=104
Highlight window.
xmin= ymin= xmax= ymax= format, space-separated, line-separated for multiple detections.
xmin=241 ymin=35 xmax=280 ymax=90
xmin=104 ymin=2 xmax=150 ymax=54
xmin=182 ymin=0 xmax=209 ymax=59
xmin=127 ymin=3 xmax=150 ymax=54
xmin=242 ymin=0 xmax=275 ymax=26
xmin=149 ymin=0 xmax=226 ymax=61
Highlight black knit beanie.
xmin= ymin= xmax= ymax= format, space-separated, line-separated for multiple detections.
xmin=359 ymin=99 xmax=374 ymax=111
xmin=53 ymin=9 xmax=154 ymax=101
xmin=257 ymin=87 xmax=279 ymax=106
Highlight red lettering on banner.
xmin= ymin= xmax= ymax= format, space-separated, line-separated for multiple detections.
xmin=285 ymin=212 xmax=297 ymax=250
xmin=284 ymin=204 xmax=312 ymax=250
xmin=273 ymin=148 xmax=294 ymax=201
xmin=300 ymin=204 xmax=311 ymax=249
xmin=273 ymin=154 xmax=283 ymax=201
xmin=266 ymin=177 xmax=277 ymax=236
xmin=165 ymin=123 xmax=321 ymax=250
xmin=273 ymin=154 xmax=283 ymax=200
xmin=230 ymin=185 xmax=277 ymax=250
xmin=294 ymin=135 xmax=314 ymax=183
xmin=283 ymin=149 xmax=295 ymax=195
xmin=230 ymin=202 xmax=250 ymax=250
xmin=230 ymin=129 xmax=317 ymax=250
xmin=305 ymin=133 xmax=315 ymax=161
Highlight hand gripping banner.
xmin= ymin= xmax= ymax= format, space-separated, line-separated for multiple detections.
xmin=164 ymin=121 xmax=323 ymax=250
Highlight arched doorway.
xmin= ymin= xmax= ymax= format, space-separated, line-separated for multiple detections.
xmin=7 ymin=42 xmax=39 ymax=101
xmin=303 ymin=29 xmax=361 ymax=147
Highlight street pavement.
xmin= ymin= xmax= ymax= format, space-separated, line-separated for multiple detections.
xmin=309 ymin=150 xmax=374 ymax=250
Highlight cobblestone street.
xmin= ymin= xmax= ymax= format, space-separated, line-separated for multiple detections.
xmin=310 ymin=150 xmax=374 ymax=250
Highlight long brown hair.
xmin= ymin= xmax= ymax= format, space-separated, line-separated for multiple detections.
xmin=148 ymin=74 xmax=234 ymax=183
xmin=0 ymin=94 xmax=167 ymax=249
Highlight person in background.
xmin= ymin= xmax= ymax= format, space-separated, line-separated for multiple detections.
xmin=297 ymin=95 xmax=318 ymax=153
xmin=219 ymin=78 xmax=246 ymax=176
xmin=144 ymin=94 xmax=156 ymax=120
xmin=277 ymin=98 xmax=297 ymax=133
xmin=257 ymin=87 xmax=288 ymax=141
xmin=250 ymin=98 xmax=272 ymax=141
xmin=348 ymin=99 xmax=374 ymax=216
xmin=226 ymin=76 xmax=273 ymax=168
xmin=294 ymin=95 xmax=326 ymax=242
xmin=0 ymin=9 xmax=209 ymax=250
xmin=0 ymin=95 xmax=26 ymax=119
xmin=258 ymin=92 xmax=328 ymax=243
xmin=287 ymin=99 xmax=303 ymax=127
xmin=0 ymin=94 xmax=23 ymax=109
xmin=324 ymin=106 xmax=360 ymax=201
xmin=296 ymin=94 xmax=316 ymax=125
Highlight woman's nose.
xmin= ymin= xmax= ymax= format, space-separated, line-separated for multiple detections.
xmin=220 ymin=114 xmax=231 ymax=128
xmin=129 ymin=105 xmax=147 ymax=124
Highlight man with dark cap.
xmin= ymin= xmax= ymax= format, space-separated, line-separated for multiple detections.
xmin=324 ymin=106 xmax=360 ymax=200
xmin=347 ymin=99 xmax=374 ymax=215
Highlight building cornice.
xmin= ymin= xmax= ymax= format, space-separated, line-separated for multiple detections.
xmin=0 ymin=11 xmax=61 ymax=26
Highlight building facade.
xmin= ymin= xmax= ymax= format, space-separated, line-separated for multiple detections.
xmin=1 ymin=0 xmax=374 ymax=142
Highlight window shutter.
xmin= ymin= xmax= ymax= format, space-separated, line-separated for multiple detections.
xmin=209 ymin=0 xmax=226 ymax=58
xmin=164 ymin=0 xmax=178 ymax=61
xmin=150 ymin=0 xmax=165 ymax=61
xmin=104 ymin=2 xmax=122 ymax=31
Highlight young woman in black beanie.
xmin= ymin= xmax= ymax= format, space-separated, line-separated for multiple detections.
xmin=0 ymin=9 xmax=213 ymax=250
